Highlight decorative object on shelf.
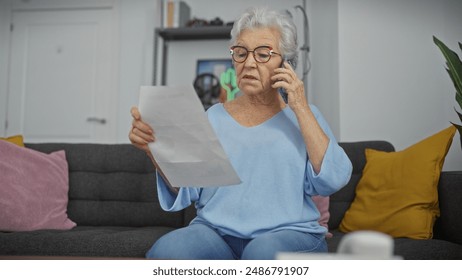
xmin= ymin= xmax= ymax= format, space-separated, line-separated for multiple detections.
xmin=220 ymin=68 xmax=239 ymax=101
xmin=434 ymin=36 xmax=462 ymax=149
xmin=193 ymin=59 xmax=234 ymax=108
xmin=186 ymin=17 xmax=209 ymax=27
xmin=187 ymin=17 xmax=225 ymax=27
xmin=193 ymin=73 xmax=221 ymax=110
xmin=162 ymin=0 xmax=191 ymax=28
xmin=209 ymin=17 xmax=224 ymax=26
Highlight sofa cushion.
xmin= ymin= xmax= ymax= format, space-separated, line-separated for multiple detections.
xmin=329 ymin=141 xmax=395 ymax=230
xmin=0 ymin=141 xmax=76 ymax=231
xmin=328 ymin=229 xmax=462 ymax=259
xmin=339 ymin=126 xmax=456 ymax=239
xmin=0 ymin=135 xmax=24 ymax=147
xmin=312 ymin=195 xmax=332 ymax=237
xmin=0 ymin=226 xmax=174 ymax=258
xmin=433 ymin=171 xmax=462 ymax=245
xmin=393 ymin=238 xmax=462 ymax=260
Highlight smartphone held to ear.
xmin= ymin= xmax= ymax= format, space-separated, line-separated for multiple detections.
xmin=279 ymin=87 xmax=288 ymax=104
xmin=278 ymin=59 xmax=291 ymax=104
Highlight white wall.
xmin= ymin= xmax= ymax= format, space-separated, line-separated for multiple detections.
xmin=335 ymin=0 xmax=462 ymax=170
xmin=0 ymin=0 xmax=11 ymax=137
xmin=116 ymin=0 xmax=159 ymax=142
xmin=309 ymin=0 xmax=340 ymax=138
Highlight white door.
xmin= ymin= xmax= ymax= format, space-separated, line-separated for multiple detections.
xmin=6 ymin=8 xmax=117 ymax=143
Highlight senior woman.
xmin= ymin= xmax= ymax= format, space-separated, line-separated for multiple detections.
xmin=129 ymin=7 xmax=352 ymax=260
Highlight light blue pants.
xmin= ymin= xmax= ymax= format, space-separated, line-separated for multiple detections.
xmin=145 ymin=223 xmax=327 ymax=260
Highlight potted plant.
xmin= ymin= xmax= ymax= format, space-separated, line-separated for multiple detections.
xmin=433 ymin=36 xmax=462 ymax=148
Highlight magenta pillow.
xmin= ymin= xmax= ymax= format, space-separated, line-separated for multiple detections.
xmin=312 ymin=195 xmax=333 ymax=238
xmin=0 ymin=140 xmax=76 ymax=231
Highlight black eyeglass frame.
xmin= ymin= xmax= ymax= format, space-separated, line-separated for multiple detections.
xmin=229 ymin=45 xmax=282 ymax=63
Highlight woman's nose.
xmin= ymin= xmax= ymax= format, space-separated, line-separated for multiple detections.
xmin=243 ymin=53 xmax=257 ymax=67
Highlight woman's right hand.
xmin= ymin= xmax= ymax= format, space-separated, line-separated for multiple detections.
xmin=128 ymin=106 xmax=155 ymax=154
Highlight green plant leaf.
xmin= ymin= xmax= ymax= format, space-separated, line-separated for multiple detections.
xmin=457 ymin=91 xmax=462 ymax=110
xmin=446 ymin=68 xmax=457 ymax=89
xmin=433 ymin=36 xmax=462 ymax=103
xmin=446 ymin=68 xmax=462 ymax=109
xmin=452 ymin=122 xmax=462 ymax=133
xmin=456 ymin=108 xmax=462 ymax=123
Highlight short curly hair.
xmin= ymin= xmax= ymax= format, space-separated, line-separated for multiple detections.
xmin=230 ymin=7 xmax=298 ymax=69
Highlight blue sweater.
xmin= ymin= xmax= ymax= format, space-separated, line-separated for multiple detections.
xmin=156 ymin=103 xmax=352 ymax=238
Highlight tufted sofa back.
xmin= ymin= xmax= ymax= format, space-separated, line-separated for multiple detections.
xmin=26 ymin=143 xmax=189 ymax=228
xmin=26 ymin=141 xmax=396 ymax=231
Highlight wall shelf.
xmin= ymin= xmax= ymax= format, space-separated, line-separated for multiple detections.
xmin=157 ymin=26 xmax=232 ymax=41
xmin=153 ymin=26 xmax=233 ymax=85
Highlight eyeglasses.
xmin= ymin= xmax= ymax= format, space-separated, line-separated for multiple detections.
xmin=230 ymin=45 xmax=281 ymax=63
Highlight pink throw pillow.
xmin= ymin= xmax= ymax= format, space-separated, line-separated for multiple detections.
xmin=0 ymin=140 xmax=76 ymax=231
xmin=312 ymin=195 xmax=333 ymax=238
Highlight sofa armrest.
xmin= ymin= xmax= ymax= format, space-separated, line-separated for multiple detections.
xmin=434 ymin=171 xmax=462 ymax=245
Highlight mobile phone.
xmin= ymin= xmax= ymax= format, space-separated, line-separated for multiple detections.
xmin=278 ymin=59 xmax=289 ymax=103
xmin=279 ymin=87 xmax=288 ymax=104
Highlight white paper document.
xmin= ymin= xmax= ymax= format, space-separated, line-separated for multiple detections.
xmin=138 ymin=85 xmax=241 ymax=188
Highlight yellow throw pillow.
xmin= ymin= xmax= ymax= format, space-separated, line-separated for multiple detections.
xmin=339 ymin=126 xmax=456 ymax=239
xmin=0 ymin=135 xmax=24 ymax=147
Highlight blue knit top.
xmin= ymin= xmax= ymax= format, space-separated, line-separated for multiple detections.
xmin=156 ymin=103 xmax=352 ymax=239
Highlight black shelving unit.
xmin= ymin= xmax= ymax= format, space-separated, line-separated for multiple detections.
xmin=153 ymin=26 xmax=233 ymax=85
xmin=158 ymin=26 xmax=232 ymax=40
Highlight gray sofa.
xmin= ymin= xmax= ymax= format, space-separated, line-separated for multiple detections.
xmin=0 ymin=141 xmax=461 ymax=259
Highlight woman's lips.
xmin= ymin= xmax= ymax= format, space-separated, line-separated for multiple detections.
xmin=243 ymin=74 xmax=258 ymax=80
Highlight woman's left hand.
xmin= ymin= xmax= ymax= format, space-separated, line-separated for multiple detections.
xmin=271 ymin=61 xmax=308 ymax=112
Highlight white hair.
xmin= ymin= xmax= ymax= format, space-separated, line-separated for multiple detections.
xmin=230 ymin=7 xmax=298 ymax=69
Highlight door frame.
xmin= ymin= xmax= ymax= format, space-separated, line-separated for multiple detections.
xmin=0 ymin=0 xmax=12 ymax=137
xmin=0 ymin=0 xmax=119 ymax=141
